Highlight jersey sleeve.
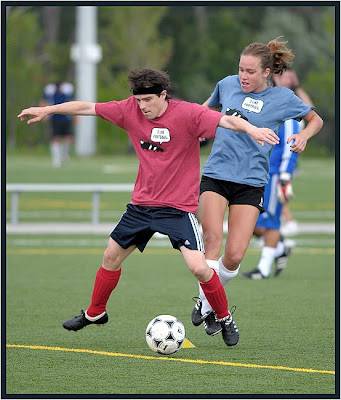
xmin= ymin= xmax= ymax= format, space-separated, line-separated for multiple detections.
xmin=190 ymin=103 xmax=222 ymax=139
xmin=281 ymin=89 xmax=314 ymax=121
xmin=95 ymin=100 xmax=127 ymax=128
xmin=208 ymin=81 xmax=222 ymax=109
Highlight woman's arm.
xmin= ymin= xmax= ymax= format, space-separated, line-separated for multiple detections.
xmin=18 ymin=101 xmax=97 ymax=124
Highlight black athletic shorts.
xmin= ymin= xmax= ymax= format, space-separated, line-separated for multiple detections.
xmin=110 ymin=204 xmax=204 ymax=253
xmin=200 ymin=175 xmax=265 ymax=213
xmin=51 ymin=119 xmax=73 ymax=137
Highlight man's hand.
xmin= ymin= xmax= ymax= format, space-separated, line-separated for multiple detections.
xmin=277 ymin=172 xmax=294 ymax=203
xmin=17 ymin=107 xmax=49 ymax=124
xmin=248 ymin=126 xmax=280 ymax=146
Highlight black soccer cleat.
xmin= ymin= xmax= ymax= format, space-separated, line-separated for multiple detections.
xmin=191 ymin=297 xmax=223 ymax=335
xmin=203 ymin=312 xmax=223 ymax=336
xmin=191 ymin=297 xmax=204 ymax=326
xmin=274 ymin=245 xmax=292 ymax=277
xmin=62 ymin=310 xmax=108 ymax=331
xmin=242 ymin=268 xmax=268 ymax=280
xmin=220 ymin=306 xmax=239 ymax=347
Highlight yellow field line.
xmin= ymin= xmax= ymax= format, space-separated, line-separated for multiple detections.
xmin=6 ymin=344 xmax=335 ymax=375
xmin=6 ymin=247 xmax=335 ymax=256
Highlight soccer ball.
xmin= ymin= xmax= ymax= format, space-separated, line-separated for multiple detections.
xmin=145 ymin=315 xmax=186 ymax=355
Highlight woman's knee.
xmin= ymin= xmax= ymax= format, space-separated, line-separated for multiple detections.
xmin=222 ymin=251 xmax=243 ymax=270
xmin=203 ymin=230 xmax=223 ymax=251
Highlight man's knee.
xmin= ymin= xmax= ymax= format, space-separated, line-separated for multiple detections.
xmin=192 ymin=263 xmax=213 ymax=282
xmin=102 ymin=242 xmax=124 ymax=270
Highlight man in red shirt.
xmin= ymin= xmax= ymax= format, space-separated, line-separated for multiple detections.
xmin=18 ymin=69 xmax=278 ymax=347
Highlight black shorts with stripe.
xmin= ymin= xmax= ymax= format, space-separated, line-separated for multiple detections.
xmin=110 ymin=204 xmax=204 ymax=253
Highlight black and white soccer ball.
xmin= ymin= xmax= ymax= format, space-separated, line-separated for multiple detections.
xmin=145 ymin=315 xmax=186 ymax=355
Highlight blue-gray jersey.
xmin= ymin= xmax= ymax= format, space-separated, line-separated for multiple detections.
xmin=202 ymin=75 xmax=313 ymax=187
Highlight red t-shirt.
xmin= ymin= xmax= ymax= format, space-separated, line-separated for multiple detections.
xmin=95 ymin=97 xmax=222 ymax=213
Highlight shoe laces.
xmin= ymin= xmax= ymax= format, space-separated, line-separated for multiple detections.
xmin=220 ymin=305 xmax=237 ymax=323
xmin=192 ymin=296 xmax=202 ymax=309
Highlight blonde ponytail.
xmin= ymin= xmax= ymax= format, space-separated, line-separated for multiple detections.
xmin=267 ymin=37 xmax=294 ymax=75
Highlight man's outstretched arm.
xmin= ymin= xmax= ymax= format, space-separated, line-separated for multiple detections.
xmin=218 ymin=115 xmax=280 ymax=147
xmin=18 ymin=101 xmax=96 ymax=124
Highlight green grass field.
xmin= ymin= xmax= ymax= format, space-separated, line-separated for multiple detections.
xmin=5 ymin=154 xmax=337 ymax=396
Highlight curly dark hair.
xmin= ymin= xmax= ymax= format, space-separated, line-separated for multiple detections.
xmin=128 ymin=69 xmax=173 ymax=98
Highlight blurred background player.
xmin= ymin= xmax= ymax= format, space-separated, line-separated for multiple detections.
xmin=242 ymin=117 xmax=300 ymax=279
xmin=274 ymin=69 xmax=314 ymax=236
xmin=41 ymin=81 xmax=75 ymax=167
xmin=243 ymin=68 xmax=315 ymax=279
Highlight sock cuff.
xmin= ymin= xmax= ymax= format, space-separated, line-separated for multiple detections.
xmin=262 ymin=246 xmax=277 ymax=256
xmin=218 ymin=256 xmax=240 ymax=275
xmin=98 ymin=266 xmax=121 ymax=280
xmin=206 ymin=259 xmax=219 ymax=274
xmin=199 ymin=270 xmax=219 ymax=291
xmin=85 ymin=310 xmax=106 ymax=321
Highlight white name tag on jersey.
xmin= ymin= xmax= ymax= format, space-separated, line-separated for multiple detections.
xmin=242 ymin=97 xmax=264 ymax=113
xmin=151 ymin=128 xmax=170 ymax=144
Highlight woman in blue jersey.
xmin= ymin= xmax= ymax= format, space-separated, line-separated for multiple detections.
xmin=191 ymin=38 xmax=323 ymax=339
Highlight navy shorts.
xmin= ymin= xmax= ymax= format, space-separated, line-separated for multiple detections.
xmin=110 ymin=204 xmax=204 ymax=253
xmin=256 ymin=174 xmax=282 ymax=230
xmin=51 ymin=119 xmax=73 ymax=137
xmin=200 ymin=175 xmax=265 ymax=213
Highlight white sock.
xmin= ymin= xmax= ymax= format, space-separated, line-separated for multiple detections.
xmin=198 ymin=259 xmax=218 ymax=315
xmin=257 ymin=246 xmax=276 ymax=277
xmin=62 ymin=141 xmax=71 ymax=160
xmin=274 ymin=240 xmax=285 ymax=258
xmin=50 ymin=142 xmax=62 ymax=167
xmin=218 ymin=256 xmax=240 ymax=286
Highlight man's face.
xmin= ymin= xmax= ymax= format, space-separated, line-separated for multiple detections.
xmin=134 ymin=91 xmax=167 ymax=120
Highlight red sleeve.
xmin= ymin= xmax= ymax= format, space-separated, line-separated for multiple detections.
xmin=95 ymin=99 xmax=131 ymax=128
xmin=190 ymin=102 xmax=222 ymax=139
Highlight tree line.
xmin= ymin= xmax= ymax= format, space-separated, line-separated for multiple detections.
xmin=6 ymin=5 xmax=336 ymax=155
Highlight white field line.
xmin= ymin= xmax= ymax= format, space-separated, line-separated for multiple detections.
xmin=8 ymin=210 xmax=335 ymax=220
xmin=7 ymin=237 xmax=335 ymax=249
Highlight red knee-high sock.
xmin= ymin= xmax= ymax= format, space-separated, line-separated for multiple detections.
xmin=87 ymin=266 xmax=121 ymax=317
xmin=199 ymin=270 xmax=229 ymax=319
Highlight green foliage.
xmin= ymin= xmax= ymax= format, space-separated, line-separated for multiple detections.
xmin=304 ymin=8 xmax=336 ymax=153
xmin=96 ymin=6 xmax=173 ymax=152
xmin=161 ymin=6 xmax=266 ymax=102
xmin=6 ymin=8 xmax=46 ymax=148
xmin=255 ymin=6 xmax=336 ymax=155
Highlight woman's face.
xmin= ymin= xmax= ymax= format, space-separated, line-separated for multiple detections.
xmin=238 ymin=55 xmax=270 ymax=93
